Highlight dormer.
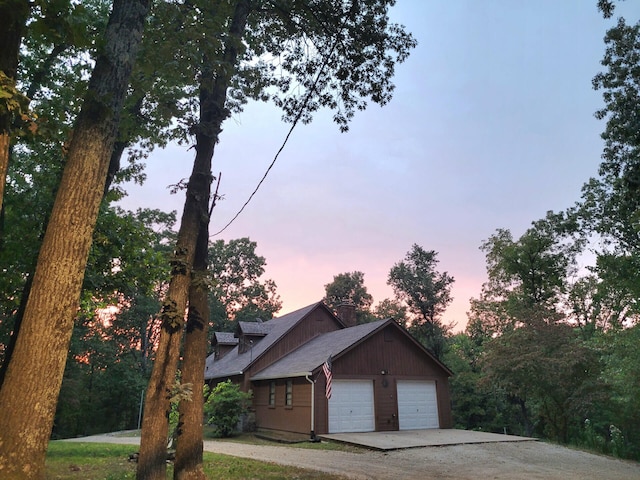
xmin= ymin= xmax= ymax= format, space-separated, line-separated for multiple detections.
xmin=211 ymin=331 xmax=238 ymax=360
xmin=236 ymin=319 xmax=271 ymax=354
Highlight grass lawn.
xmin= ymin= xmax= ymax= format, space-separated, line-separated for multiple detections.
xmin=46 ymin=441 xmax=348 ymax=479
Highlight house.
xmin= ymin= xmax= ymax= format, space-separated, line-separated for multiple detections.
xmin=204 ymin=302 xmax=453 ymax=436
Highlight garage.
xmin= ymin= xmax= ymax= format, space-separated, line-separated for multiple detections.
xmin=397 ymin=380 xmax=439 ymax=430
xmin=328 ymin=380 xmax=375 ymax=433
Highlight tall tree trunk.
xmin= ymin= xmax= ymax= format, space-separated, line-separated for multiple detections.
xmin=0 ymin=40 xmax=70 ymax=386
xmin=136 ymin=2 xmax=250 ymax=478
xmin=0 ymin=1 xmax=149 ymax=478
xmin=136 ymin=122 xmax=213 ymax=480
xmin=173 ymin=219 xmax=209 ymax=480
xmin=0 ymin=0 xmax=30 ymax=213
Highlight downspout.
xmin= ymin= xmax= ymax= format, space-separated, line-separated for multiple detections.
xmin=305 ymin=374 xmax=319 ymax=442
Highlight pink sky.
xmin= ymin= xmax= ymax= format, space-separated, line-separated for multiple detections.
xmin=119 ymin=2 xmax=638 ymax=332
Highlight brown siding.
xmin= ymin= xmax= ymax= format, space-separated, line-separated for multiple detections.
xmin=217 ymin=344 xmax=235 ymax=359
xmin=252 ymin=378 xmax=312 ymax=434
xmin=314 ymin=324 xmax=453 ymax=433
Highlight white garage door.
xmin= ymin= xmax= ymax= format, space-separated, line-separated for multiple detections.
xmin=397 ymin=380 xmax=439 ymax=430
xmin=328 ymin=380 xmax=375 ymax=433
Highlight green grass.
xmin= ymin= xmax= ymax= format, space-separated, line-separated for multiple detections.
xmin=46 ymin=442 xmax=347 ymax=479
xmin=205 ymin=431 xmax=366 ymax=453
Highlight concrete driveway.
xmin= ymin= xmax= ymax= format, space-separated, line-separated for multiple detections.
xmin=320 ymin=429 xmax=536 ymax=451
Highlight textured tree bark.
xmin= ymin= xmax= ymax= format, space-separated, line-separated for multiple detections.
xmin=136 ymin=2 xmax=250 ymax=478
xmin=173 ymin=221 xmax=209 ymax=480
xmin=0 ymin=0 xmax=30 ymax=213
xmin=0 ymin=1 xmax=149 ymax=478
xmin=136 ymin=144 xmax=212 ymax=480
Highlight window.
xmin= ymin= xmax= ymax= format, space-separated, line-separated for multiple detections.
xmin=285 ymin=380 xmax=293 ymax=407
xmin=269 ymin=381 xmax=276 ymax=407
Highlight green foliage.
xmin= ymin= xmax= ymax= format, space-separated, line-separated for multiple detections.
xmin=204 ymin=380 xmax=251 ymax=438
xmin=323 ymin=271 xmax=375 ymax=324
xmin=584 ymin=18 xmax=640 ymax=253
xmin=388 ymin=245 xmax=454 ymax=325
xmin=49 ymin=207 xmax=173 ymax=438
xmin=167 ymin=374 xmax=194 ymax=448
xmin=239 ymin=0 xmax=417 ymax=132
xmin=209 ymin=238 xmax=282 ymax=332
xmin=388 ymin=244 xmax=454 ymax=359
xmin=373 ymin=298 xmax=408 ymax=325
xmin=0 ymin=71 xmax=37 ymax=137
xmin=444 ymin=334 xmax=516 ymax=433
xmin=53 ymin=294 xmax=162 ymax=438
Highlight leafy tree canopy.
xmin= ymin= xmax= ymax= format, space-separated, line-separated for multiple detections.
xmin=388 ymin=244 xmax=454 ymax=326
xmin=209 ymin=237 xmax=281 ymax=332
xmin=323 ymin=270 xmax=374 ymax=324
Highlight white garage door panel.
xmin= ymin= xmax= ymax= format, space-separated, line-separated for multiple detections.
xmin=397 ymin=380 xmax=439 ymax=430
xmin=328 ymin=380 xmax=375 ymax=433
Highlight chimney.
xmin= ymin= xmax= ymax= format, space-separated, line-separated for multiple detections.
xmin=336 ymin=301 xmax=357 ymax=328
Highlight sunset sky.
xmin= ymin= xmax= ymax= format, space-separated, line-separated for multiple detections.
xmin=119 ymin=1 xmax=639 ymax=331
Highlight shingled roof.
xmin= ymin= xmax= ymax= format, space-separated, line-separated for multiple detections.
xmin=205 ymin=302 xmax=325 ymax=381
xmin=250 ymin=318 xmax=389 ymax=380
xmin=213 ymin=331 xmax=238 ymax=346
xmin=237 ymin=320 xmax=271 ymax=336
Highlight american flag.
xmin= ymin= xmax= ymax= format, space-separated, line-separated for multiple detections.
xmin=323 ymin=355 xmax=332 ymax=399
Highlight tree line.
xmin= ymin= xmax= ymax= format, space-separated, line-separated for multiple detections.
xmin=451 ymin=4 xmax=640 ymax=458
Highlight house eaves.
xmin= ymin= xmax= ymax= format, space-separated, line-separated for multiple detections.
xmin=249 ymin=371 xmax=313 ymax=382
xmin=204 ymin=302 xmax=333 ymax=381
xmin=206 ymin=370 xmax=243 ymax=380
xmin=250 ymin=319 xmax=388 ymax=381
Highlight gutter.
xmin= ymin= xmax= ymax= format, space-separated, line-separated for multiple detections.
xmin=249 ymin=371 xmax=312 ymax=381
xmin=305 ymin=373 xmax=319 ymax=442
xmin=205 ymin=371 xmax=243 ymax=381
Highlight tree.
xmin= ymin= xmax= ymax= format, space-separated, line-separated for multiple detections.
xmin=471 ymin=212 xmax=582 ymax=333
xmin=51 ymin=207 xmax=174 ymax=439
xmin=137 ymin=2 xmax=249 ymax=477
xmin=388 ymin=244 xmax=454 ymax=358
xmin=174 ymin=219 xmax=209 ymax=480
xmin=138 ymin=2 xmax=416 ymax=476
xmin=209 ymin=237 xmax=281 ymax=330
xmin=0 ymin=0 xmax=30 ymax=212
xmin=443 ymin=333 xmax=517 ymax=433
xmin=0 ymin=1 xmax=150 ymax=477
xmin=481 ymin=322 xmax=603 ymax=442
xmin=469 ymin=213 xmax=606 ymax=441
xmin=578 ymin=16 xmax=640 ymax=321
xmin=323 ymin=271 xmax=374 ymax=324
xmin=373 ymin=298 xmax=408 ymax=325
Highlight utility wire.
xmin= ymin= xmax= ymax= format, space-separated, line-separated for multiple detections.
xmin=211 ymin=21 xmax=345 ymax=237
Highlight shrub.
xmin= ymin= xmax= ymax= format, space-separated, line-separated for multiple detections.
xmin=610 ymin=424 xmax=626 ymax=458
xmin=204 ymin=380 xmax=252 ymax=438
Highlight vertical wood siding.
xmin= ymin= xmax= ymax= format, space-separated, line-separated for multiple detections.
xmin=315 ymin=324 xmax=453 ymax=433
xmin=248 ymin=306 xmax=341 ymax=378
xmin=253 ymin=379 xmax=312 ymax=434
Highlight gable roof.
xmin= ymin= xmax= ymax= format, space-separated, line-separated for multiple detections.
xmin=205 ymin=302 xmax=334 ymax=380
xmin=250 ymin=318 xmax=389 ymax=380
